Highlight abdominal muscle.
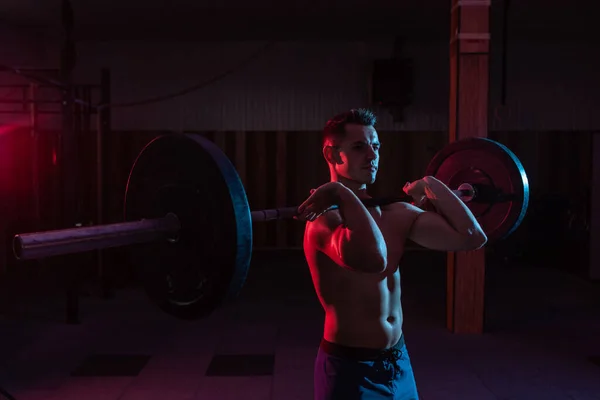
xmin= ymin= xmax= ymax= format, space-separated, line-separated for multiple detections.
xmin=310 ymin=251 xmax=404 ymax=350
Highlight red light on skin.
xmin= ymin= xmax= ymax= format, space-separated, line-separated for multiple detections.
xmin=52 ymin=148 xmax=57 ymax=165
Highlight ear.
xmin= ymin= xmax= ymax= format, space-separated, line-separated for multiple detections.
xmin=323 ymin=145 xmax=341 ymax=165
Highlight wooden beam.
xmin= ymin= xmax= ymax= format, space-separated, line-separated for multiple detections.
xmin=447 ymin=0 xmax=491 ymax=334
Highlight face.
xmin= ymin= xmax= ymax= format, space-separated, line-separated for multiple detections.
xmin=329 ymin=124 xmax=380 ymax=186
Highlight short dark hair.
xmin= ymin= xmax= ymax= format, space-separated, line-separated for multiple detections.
xmin=322 ymin=108 xmax=377 ymax=146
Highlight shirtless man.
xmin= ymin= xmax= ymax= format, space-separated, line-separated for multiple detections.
xmin=297 ymin=109 xmax=487 ymax=400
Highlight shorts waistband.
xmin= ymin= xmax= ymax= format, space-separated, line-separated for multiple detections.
xmin=319 ymin=334 xmax=405 ymax=361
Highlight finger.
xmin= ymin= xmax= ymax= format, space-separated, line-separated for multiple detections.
xmin=309 ymin=209 xmax=322 ymax=221
xmin=299 ymin=190 xmax=319 ymax=212
xmin=300 ymin=203 xmax=314 ymax=214
xmin=421 ymin=198 xmax=434 ymax=211
xmin=297 ymin=206 xmax=314 ymax=221
xmin=323 ymin=205 xmax=336 ymax=214
xmin=295 ymin=210 xmax=310 ymax=222
xmin=313 ymin=210 xmax=328 ymax=220
xmin=297 ymin=200 xmax=313 ymax=214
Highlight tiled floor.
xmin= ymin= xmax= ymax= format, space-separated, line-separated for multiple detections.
xmin=0 ymin=250 xmax=599 ymax=400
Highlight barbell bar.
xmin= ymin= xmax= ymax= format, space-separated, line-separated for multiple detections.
xmin=12 ymin=133 xmax=530 ymax=320
xmin=14 ymin=187 xmax=478 ymax=261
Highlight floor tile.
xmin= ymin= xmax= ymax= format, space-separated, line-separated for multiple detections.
xmin=45 ymin=377 xmax=133 ymax=400
xmin=70 ymin=354 xmax=151 ymax=377
xmin=124 ymin=352 xmax=210 ymax=391
xmin=205 ymin=354 xmax=275 ymax=377
xmin=5 ymin=388 xmax=57 ymax=400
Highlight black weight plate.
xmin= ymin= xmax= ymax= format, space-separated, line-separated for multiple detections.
xmin=425 ymin=138 xmax=529 ymax=243
xmin=124 ymin=133 xmax=252 ymax=319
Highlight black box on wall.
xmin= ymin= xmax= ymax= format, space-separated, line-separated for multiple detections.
xmin=369 ymin=58 xmax=414 ymax=123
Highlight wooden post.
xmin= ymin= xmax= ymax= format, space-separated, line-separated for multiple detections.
xmin=447 ymin=0 xmax=491 ymax=334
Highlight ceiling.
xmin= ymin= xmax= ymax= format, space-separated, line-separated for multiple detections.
xmin=0 ymin=0 xmax=597 ymax=41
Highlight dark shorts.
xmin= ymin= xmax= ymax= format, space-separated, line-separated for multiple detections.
xmin=314 ymin=335 xmax=419 ymax=400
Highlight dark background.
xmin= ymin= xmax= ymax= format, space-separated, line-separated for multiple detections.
xmin=1 ymin=0 xmax=598 ymax=285
xmin=0 ymin=2 xmax=600 ymax=399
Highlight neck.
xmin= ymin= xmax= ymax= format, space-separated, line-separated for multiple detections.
xmin=330 ymin=175 xmax=369 ymax=199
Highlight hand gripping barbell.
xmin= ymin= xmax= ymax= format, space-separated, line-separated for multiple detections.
xmin=13 ymin=134 xmax=529 ymax=319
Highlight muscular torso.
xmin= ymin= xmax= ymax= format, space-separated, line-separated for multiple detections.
xmin=303 ymin=203 xmax=417 ymax=350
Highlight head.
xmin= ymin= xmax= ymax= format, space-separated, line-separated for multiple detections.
xmin=322 ymin=108 xmax=380 ymax=192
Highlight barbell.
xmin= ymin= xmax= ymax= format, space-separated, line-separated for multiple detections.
xmin=12 ymin=133 xmax=530 ymax=319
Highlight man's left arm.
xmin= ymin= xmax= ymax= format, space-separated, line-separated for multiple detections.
xmin=421 ymin=175 xmax=486 ymax=238
xmin=402 ymin=176 xmax=487 ymax=251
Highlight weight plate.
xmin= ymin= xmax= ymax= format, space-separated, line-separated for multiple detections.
xmin=425 ymin=138 xmax=529 ymax=243
xmin=124 ymin=133 xmax=252 ymax=319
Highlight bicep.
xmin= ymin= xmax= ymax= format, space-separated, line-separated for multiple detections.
xmin=306 ymin=216 xmax=350 ymax=268
xmin=408 ymin=210 xmax=482 ymax=252
xmin=308 ymin=216 xmax=380 ymax=272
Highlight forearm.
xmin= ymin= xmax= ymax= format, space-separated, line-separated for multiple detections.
xmin=336 ymin=187 xmax=387 ymax=271
xmin=422 ymin=176 xmax=486 ymax=238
